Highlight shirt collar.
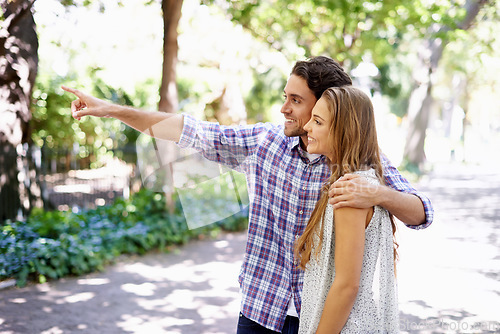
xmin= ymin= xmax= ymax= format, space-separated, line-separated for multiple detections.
xmin=288 ymin=136 xmax=325 ymax=164
xmin=287 ymin=136 xmax=301 ymax=152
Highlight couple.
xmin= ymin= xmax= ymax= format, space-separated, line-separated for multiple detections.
xmin=63 ymin=56 xmax=433 ymax=333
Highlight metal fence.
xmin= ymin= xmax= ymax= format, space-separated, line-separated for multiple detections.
xmin=1 ymin=143 xmax=137 ymax=220
xmin=39 ymin=144 xmax=137 ymax=210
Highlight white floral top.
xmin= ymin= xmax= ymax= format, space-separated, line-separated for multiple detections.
xmin=299 ymin=169 xmax=399 ymax=334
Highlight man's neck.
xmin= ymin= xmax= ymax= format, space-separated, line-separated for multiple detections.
xmin=299 ymin=135 xmax=308 ymax=151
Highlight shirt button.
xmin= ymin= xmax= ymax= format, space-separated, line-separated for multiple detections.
xmin=299 ymin=210 xmax=303 ymax=214
xmin=302 ymin=186 xmax=306 ymax=190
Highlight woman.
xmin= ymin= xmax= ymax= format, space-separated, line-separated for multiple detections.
xmin=295 ymin=86 xmax=399 ymax=333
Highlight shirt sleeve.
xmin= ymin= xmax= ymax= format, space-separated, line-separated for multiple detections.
xmin=381 ymin=153 xmax=434 ymax=229
xmin=177 ymin=113 xmax=273 ymax=171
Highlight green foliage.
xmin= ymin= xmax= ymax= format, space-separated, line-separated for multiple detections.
xmin=245 ymin=67 xmax=287 ymax=122
xmin=440 ymin=1 xmax=500 ymax=83
xmin=398 ymin=158 xmax=423 ymax=183
xmin=1 ymin=189 xmax=248 ymax=287
xmin=374 ymin=62 xmax=412 ymax=118
xmin=205 ymin=0 xmax=493 ymax=120
xmin=177 ymin=76 xmax=209 ymax=114
xmin=177 ymin=170 xmax=249 ymax=230
xmin=31 ymin=67 xmax=158 ymax=166
xmin=31 ymin=72 xmax=126 ymax=169
xmin=205 ymin=0 xmax=451 ymax=67
xmin=59 ymin=0 xmax=106 ymax=10
xmin=31 ymin=74 xmax=83 ymax=149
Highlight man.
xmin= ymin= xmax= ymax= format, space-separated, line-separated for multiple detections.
xmin=63 ymin=56 xmax=433 ymax=334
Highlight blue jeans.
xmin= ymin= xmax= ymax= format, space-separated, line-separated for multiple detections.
xmin=236 ymin=312 xmax=299 ymax=334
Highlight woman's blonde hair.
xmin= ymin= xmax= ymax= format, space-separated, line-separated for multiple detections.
xmin=294 ymin=86 xmax=398 ymax=270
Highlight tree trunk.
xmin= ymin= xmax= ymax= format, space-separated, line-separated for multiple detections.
xmin=402 ymin=39 xmax=442 ymax=168
xmin=0 ymin=0 xmax=38 ymax=222
xmin=402 ymin=0 xmax=485 ymax=169
xmin=156 ymin=0 xmax=182 ymax=212
xmin=159 ymin=0 xmax=182 ymax=113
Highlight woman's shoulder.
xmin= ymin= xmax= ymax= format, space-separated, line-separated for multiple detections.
xmin=353 ymin=168 xmax=380 ymax=185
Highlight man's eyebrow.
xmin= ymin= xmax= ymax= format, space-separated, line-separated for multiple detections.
xmin=283 ymin=92 xmax=304 ymax=100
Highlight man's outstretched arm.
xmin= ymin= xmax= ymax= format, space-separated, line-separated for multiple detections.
xmin=62 ymin=86 xmax=184 ymax=142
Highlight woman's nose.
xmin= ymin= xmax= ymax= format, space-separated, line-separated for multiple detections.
xmin=304 ymin=120 xmax=311 ymax=132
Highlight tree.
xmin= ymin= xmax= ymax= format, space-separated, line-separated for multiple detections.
xmin=52 ymin=0 xmax=183 ymax=115
xmin=157 ymin=0 xmax=183 ymax=211
xmin=402 ymin=0 xmax=488 ymax=169
xmin=204 ymin=0 xmax=443 ymax=70
xmin=439 ymin=2 xmax=500 ymax=161
xmin=209 ymin=0 xmax=494 ymax=170
xmin=1 ymin=0 xmax=186 ymax=220
xmin=0 ymin=0 xmax=39 ymax=222
xmin=159 ymin=0 xmax=183 ymax=114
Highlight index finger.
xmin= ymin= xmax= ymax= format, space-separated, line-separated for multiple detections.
xmin=340 ymin=173 xmax=361 ymax=180
xmin=61 ymin=85 xmax=83 ymax=98
xmin=332 ymin=173 xmax=358 ymax=186
xmin=329 ymin=180 xmax=348 ymax=197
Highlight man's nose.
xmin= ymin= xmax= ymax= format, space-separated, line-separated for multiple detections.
xmin=281 ymin=101 xmax=291 ymax=114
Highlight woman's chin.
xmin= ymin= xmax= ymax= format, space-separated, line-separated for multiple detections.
xmin=307 ymin=146 xmax=318 ymax=155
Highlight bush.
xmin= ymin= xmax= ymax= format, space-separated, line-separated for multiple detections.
xmin=0 ymin=189 xmax=248 ymax=287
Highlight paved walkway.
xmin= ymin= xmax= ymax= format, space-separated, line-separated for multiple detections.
xmin=1 ymin=162 xmax=499 ymax=333
xmin=396 ymin=163 xmax=500 ymax=333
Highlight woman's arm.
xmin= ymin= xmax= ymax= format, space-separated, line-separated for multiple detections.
xmin=315 ymin=206 xmax=369 ymax=334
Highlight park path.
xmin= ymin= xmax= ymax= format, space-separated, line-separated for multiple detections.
xmin=396 ymin=162 xmax=499 ymax=333
xmin=1 ymin=162 xmax=499 ymax=334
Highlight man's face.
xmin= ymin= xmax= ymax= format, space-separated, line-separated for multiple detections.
xmin=281 ymin=75 xmax=317 ymax=145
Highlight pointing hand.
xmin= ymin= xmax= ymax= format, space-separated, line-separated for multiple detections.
xmin=61 ymin=85 xmax=113 ymax=120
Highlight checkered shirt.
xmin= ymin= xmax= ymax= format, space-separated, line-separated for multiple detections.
xmin=177 ymin=114 xmax=433 ymax=332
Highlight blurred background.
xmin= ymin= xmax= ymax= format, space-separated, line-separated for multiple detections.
xmin=2 ymin=0 xmax=500 ymax=218
xmin=1 ymin=0 xmax=499 ymax=333
xmin=2 ymin=0 xmax=499 ymax=219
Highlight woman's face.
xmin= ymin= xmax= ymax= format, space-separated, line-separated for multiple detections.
xmin=304 ymin=97 xmax=334 ymax=160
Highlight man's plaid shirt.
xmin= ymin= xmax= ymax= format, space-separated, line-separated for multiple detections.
xmin=178 ymin=114 xmax=433 ymax=332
